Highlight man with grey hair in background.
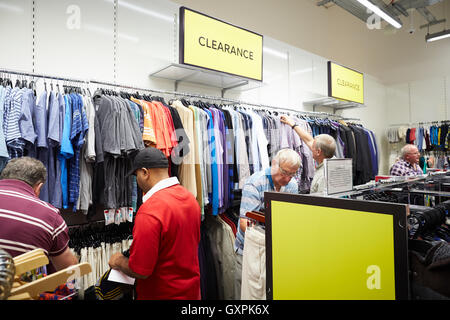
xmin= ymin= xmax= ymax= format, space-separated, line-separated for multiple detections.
xmin=0 ymin=157 xmax=78 ymax=273
xmin=390 ymin=144 xmax=423 ymax=176
xmin=281 ymin=115 xmax=336 ymax=194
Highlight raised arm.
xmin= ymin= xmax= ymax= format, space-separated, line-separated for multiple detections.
xmin=280 ymin=115 xmax=314 ymax=151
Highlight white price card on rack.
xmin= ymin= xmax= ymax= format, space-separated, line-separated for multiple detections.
xmin=324 ymin=158 xmax=353 ymax=195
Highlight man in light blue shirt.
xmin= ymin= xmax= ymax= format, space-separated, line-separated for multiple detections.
xmin=234 ymin=148 xmax=301 ymax=299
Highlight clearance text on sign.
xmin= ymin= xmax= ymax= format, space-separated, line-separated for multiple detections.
xmin=328 ymin=61 xmax=364 ymax=104
xmin=198 ymin=36 xmax=255 ymax=61
xmin=180 ymin=7 xmax=263 ymax=81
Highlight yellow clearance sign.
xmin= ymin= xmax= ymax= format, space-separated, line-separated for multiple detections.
xmin=270 ymin=201 xmax=396 ymax=300
xmin=328 ymin=61 xmax=364 ymax=104
xmin=180 ymin=7 xmax=263 ymax=81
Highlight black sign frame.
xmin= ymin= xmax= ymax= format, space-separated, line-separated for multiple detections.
xmin=265 ymin=192 xmax=410 ymax=300
xmin=327 ymin=60 xmax=364 ymax=104
xmin=179 ymin=6 xmax=264 ymax=82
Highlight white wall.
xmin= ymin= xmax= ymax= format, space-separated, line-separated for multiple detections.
xmin=385 ymin=75 xmax=449 ymax=168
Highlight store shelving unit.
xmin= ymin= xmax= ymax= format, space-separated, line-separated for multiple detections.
xmin=149 ymin=63 xmax=264 ymax=97
xmin=303 ymin=96 xmax=366 ymax=114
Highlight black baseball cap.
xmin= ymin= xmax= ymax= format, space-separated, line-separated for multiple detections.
xmin=126 ymin=147 xmax=169 ymax=176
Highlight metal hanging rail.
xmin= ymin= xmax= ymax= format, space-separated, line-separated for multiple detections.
xmin=0 ymin=68 xmax=87 ymax=84
xmin=0 ymin=67 xmax=360 ymax=121
xmin=388 ymin=120 xmax=450 ymax=127
xmin=89 ymin=79 xmax=356 ymax=120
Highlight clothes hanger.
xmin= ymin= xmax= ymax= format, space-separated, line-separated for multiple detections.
xmin=8 ymin=248 xmax=92 ymax=300
xmin=181 ymin=98 xmax=190 ymax=107
xmin=245 ymin=211 xmax=265 ymax=224
xmin=9 ymin=263 xmax=92 ymax=300
xmin=13 ymin=249 xmax=49 ymax=276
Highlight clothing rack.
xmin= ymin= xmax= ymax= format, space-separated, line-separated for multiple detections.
xmin=389 ymin=120 xmax=450 ymax=127
xmin=0 ymin=68 xmax=87 ymax=85
xmin=90 ymin=79 xmax=357 ymax=120
xmin=0 ymin=67 xmax=360 ymax=121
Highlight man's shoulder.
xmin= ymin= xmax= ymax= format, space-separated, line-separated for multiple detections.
xmin=0 ymin=182 xmax=60 ymax=214
xmin=244 ymin=169 xmax=269 ymax=188
xmin=392 ymin=158 xmax=409 ymax=168
xmin=145 ymin=184 xmax=197 ymax=205
xmin=248 ymin=169 xmax=268 ymax=181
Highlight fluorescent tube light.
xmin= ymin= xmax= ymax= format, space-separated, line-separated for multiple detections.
xmin=426 ymin=29 xmax=450 ymax=42
xmin=356 ymin=0 xmax=402 ymax=29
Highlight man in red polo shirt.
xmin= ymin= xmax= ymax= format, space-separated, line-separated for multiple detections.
xmin=108 ymin=147 xmax=201 ymax=300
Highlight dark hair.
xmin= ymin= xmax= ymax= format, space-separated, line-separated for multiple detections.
xmin=0 ymin=157 xmax=47 ymax=186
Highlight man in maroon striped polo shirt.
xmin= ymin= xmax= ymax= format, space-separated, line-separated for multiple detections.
xmin=0 ymin=157 xmax=77 ymax=273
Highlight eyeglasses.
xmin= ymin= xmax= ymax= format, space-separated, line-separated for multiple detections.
xmin=279 ymin=166 xmax=297 ymax=177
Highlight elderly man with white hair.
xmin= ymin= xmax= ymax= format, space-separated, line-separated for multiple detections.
xmin=234 ymin=148 xmax=301 ymax=299
xmin=390 ymin=144 xmax=423 ymax=176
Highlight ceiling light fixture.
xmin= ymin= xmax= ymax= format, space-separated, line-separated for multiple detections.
xmin=426 ymin=29 xmax=450 ymax=42
xmin=426 ymin=1 xmax=450 ymax=42
xmin=356 ymin=0 xmax=402 ymax=29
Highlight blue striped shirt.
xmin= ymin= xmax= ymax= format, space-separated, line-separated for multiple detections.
xmin=69 ymin=94 xmax=89 ymax=210
xmin=234 ymin=167 xmax=298 ymax=255
xmin=5 ymin=87 xmax=23 ymax=142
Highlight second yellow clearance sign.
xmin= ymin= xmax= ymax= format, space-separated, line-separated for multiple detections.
xmin=180 ymin=7 xmax=263 ymax=81
xmin=328 ymin=61 xmax=364 ymax=104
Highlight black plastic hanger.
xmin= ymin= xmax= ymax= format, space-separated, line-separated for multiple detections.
xmin=181 ymin=98 xmax=190 ymax=107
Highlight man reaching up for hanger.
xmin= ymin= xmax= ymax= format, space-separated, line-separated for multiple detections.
xmin=0 ymin=157 xmax=78 ymax=273
xmin=280 ymin=115 xmax=336 ymax=194
xmin=108 ymin=147 xmax=201 ymax=300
